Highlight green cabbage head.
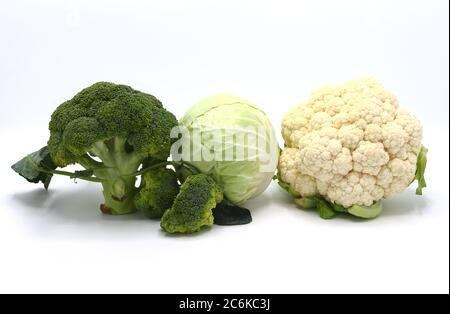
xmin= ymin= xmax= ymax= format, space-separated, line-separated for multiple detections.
xmin=175 ymin=94 xmax=279 ymax=205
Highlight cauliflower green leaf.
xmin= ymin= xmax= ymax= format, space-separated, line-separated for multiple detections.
xmin=294 ymin=196 xmax=383 ymax=219
xmin=347 ymin=201 xmax=383 ymax=219
xmin=277 ymin=176 xmax=301 ymax=198
xmin=415 ymin=145 xmax=428 ymax=195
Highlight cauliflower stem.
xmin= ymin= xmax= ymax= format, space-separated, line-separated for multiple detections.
xmin=294 ymin=194 xmax=383 ymax=219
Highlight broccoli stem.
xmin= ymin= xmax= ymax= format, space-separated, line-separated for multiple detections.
xmin=90 ymin=138 xmax=142 ymax=215
xmin=31 ymin=168 xmax=104 ymax=183
xmin=99 ymin=175 xmax=137 ymax=215
xmin=131 ymin=161 xmax=199 ymax=177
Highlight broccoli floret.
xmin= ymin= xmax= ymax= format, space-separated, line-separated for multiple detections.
xmin=161 ymin=174 xmax=223 ymax=234
xmin=17 ymin=82 xmax=178 ymax=215
xmin=134 ymin=167 xmax=179 ymax=219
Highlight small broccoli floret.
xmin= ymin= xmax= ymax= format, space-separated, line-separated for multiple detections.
xmin=161 ymin=174 xmax=223 ymax=234
xmin=134 ymin=167 xmax=179 ymax=219
xmin=41 ymin=82 xmax=178 ymax=215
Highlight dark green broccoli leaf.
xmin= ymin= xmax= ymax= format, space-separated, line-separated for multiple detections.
xmin=11 ymin=146 xmax=57 ymax=190
xmin=212 ymin=202 xmax=252 ymax=226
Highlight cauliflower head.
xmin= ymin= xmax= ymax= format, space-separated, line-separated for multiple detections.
xmin=279 ymin=77 xmax=427 ymax=217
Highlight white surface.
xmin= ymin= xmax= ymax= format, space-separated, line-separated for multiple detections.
xmin=0 ymin=0 xmax=448 ymax=294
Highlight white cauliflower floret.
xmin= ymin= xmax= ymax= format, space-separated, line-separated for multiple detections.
xmin=279 ymin=77 xmax=424 ymax=210
xmin=352 ymin=141 xmax=389 ymax=176
xmin=278 ymin=148 xmax=318 ymax=196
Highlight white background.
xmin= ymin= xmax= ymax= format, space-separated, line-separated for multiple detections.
xmin=0 ymin=0 xmax=448 ymax=294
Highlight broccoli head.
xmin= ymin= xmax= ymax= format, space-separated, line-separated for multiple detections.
xmin=44 ymin=82 xmax=178 ymax=215
xmin=134 ymin=167 xmax=180 ymax=219
xmin=161 ymin=174 xmax=223 ymax=234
